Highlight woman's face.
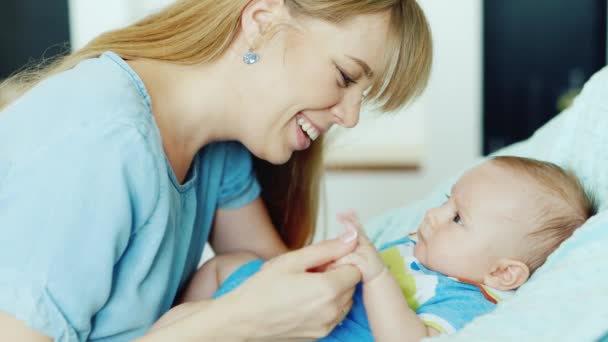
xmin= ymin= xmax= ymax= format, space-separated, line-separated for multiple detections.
xmin=236 ymin=10 xmax=392 ymax=164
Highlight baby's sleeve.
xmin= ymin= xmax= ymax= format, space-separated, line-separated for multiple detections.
xmin=0 ymin=124 xmax=159 ymax=342
xmin=415 ymin=283 xmax=496 ymax=334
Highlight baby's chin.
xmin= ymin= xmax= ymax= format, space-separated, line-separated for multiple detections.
xmin=414 ymin=241 xmax=447 ymax=275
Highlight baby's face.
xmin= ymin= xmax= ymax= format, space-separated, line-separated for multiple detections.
xmin=414 ymin=161 xmax=539 ymax=282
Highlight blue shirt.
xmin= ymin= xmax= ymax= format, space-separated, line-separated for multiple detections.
xmin=0 ymin=52 xmax=261 ymax=341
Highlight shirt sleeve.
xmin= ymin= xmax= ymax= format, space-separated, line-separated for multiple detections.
xmin=415 ymin=281 xmax=496 ymax=334
xmin=0 ymin=124 xmax=159 ymax=342
xmin=217 ymin=142 xmax=261 ymax=209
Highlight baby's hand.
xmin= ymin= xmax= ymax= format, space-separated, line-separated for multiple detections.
xmin=334 ymin=212 xmax=386 ymax=283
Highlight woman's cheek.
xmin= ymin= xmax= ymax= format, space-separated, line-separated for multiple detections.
xmin=310 ymin=85 xmax=341 ymax=109
xmin=296 ymin=65 xmax=341 ymax=107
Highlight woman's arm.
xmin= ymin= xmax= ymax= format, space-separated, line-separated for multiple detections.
xmin=210 ymin=198 xmax=288 ymax=259
xmin=0 ymin=229 xmax=359 ymax=342
xmin=139 ymin=300 xmax=238 ymax=342
xmin=0 ymin=312 xmax=52 ymax=342
xmin=0 ymin=289 xmax=246 ymax=342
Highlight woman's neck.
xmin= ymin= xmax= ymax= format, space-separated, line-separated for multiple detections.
xmin=127 ymin=57 xmax=243 ymax=183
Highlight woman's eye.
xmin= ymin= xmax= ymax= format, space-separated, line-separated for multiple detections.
xmin=453 ymin=213 xmax=463 ymax=225
xmin=338 ymin=68 xmax=356 ymax=87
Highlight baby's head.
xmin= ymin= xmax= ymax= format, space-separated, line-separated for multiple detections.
xmin=414 ymin=156 xmax=596 ymax=291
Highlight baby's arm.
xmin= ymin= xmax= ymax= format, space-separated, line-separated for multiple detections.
xmin=363 ymin=268 xmax=440 ymax=341
xmin=337 ymin=213 xmax=440 ymax=342
xmin=178 ymin=252 xmax=259 ymax=303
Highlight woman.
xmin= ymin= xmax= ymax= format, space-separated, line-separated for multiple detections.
xmin=0 ymin=0 xmax=431 ymax=340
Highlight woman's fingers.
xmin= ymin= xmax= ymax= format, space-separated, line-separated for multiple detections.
xmin=339 ymin=219 xmax=374 ymax=249
xmin=334 ymin=252 xmax=362 ymax=268
xmin=333 ymin=298 xmax=353 ymax=327
xmin=322 ymin=264 xmax=361 ymax=293
xmin=271 ymin=229 xmax=358 ymax=272
xmin=337 ymin=288 xmax=355 ymax=315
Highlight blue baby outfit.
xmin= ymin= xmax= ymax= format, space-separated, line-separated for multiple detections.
xmin=215 ymin=235 xmax=512 ymax=340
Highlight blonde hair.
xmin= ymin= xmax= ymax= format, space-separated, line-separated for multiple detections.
xmin=0 ymin=0 xmax=433 ymax=249
xmin=492 ymin=156 xmax=596 ymax=273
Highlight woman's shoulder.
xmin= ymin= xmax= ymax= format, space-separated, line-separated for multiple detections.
xmin=1 ymin=51 xmax=155 ymax=138
xmin=0 ymin=51 xmax=165 ymax=209
xmin=0 ymin=52 xmax=165 ymax=177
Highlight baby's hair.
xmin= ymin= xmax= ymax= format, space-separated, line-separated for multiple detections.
xmin=491 ymin=156 xmax=597 ymax=274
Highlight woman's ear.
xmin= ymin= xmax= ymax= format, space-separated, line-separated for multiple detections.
xmin=483 ymin=258 xmax=530 ymax=291
xmin=240 ymin=0 xmax=290 ymax=50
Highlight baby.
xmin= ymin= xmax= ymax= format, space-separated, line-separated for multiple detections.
xmin=180 ymin=156 xmax=595 ymax=341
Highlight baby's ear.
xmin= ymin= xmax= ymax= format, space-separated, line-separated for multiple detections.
xmin=483 ymin=259 xmax=530 ymax=291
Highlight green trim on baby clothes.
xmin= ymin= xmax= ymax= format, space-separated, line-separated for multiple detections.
xmin=380 ymin=247 xmax=420 ymax=310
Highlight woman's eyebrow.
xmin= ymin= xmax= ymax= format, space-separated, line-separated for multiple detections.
xmin=346 ymin=55 xmax=373 ymax=78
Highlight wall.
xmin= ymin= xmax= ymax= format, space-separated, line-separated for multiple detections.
xmin=68 ymin=0 xmax=174 ymax=50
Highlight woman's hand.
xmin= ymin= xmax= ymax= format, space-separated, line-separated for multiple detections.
xmin=143 ymin=227 xmax=361 ymax=342
xmin=218 ymin=228 xmax=362 ymax=341
xmin=334 ymin=212 xmax=387 ymax=283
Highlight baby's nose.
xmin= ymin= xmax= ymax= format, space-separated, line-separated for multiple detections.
xmin=424 ymin=208 xmax=440 ymax=228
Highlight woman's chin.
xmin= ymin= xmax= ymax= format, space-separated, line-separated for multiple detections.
xmin=260 ymin=148 xmax=293 ymax=165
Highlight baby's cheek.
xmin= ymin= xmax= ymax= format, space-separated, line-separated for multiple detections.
xmin=428 ymin=240 xmax=458 ymax=271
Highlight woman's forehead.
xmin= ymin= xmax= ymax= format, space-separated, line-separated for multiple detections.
xmin=301 ymin=11 xmax=391 ymax=71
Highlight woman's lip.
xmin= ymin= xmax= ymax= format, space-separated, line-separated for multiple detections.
xmin=295 ymin=118 xmax=311 ymax=150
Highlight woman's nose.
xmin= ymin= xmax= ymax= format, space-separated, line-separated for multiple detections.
xmin=331 ymin=90 xmax=362 ymax=128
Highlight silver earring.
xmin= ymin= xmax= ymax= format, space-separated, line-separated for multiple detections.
xmin=243 ymin=50 xmax=260 ymax=65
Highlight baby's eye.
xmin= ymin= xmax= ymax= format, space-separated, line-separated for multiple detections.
xmin=453 ymin=213 xmax=463 ymax=225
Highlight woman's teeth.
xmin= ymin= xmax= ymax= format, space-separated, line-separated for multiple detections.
xmin=297 ymin=116 xmax=320 ymax=141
